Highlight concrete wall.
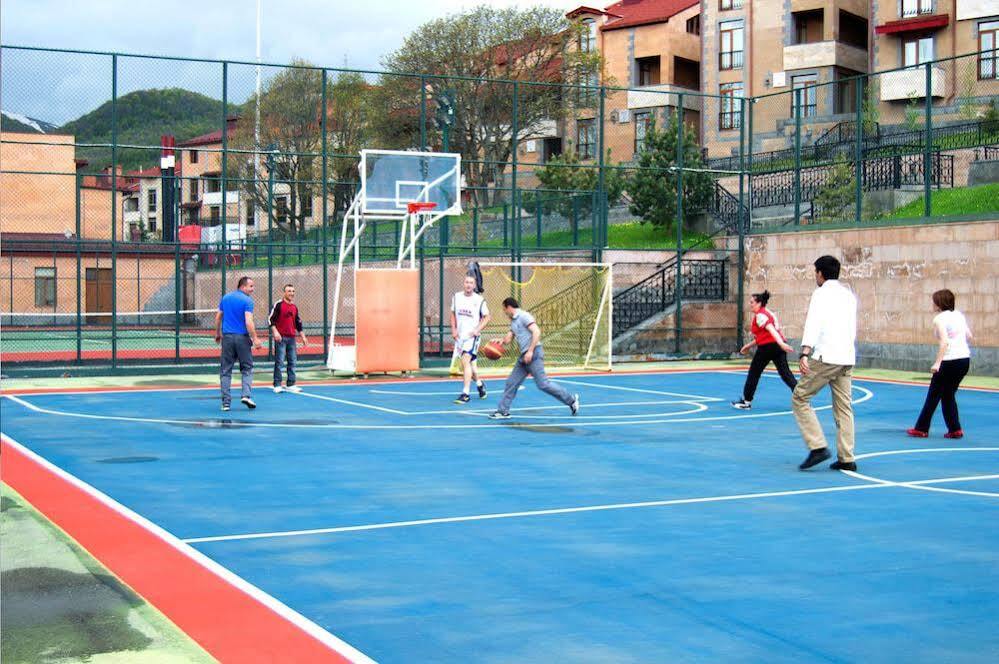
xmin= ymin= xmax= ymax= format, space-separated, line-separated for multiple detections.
xmin=730 ymin=219 xmax=999 ymax=373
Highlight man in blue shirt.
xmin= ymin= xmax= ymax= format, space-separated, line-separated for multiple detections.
xmin=214 ymin=276 xmax=263 ymax=411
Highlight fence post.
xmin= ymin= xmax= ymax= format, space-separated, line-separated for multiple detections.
xmin=111 ymin=53 xmax=118 ymax=369
xmin=572 ymin=195 xmax=579 ymax=246
xmin=221 ymin=60 xmax=229 ymax=296
xmin=511 ymin=80 xmax=520 ymax=272
xmin=472 ymin=207 xmax=478 ymax=252
xmin=747 ymin=97 xmax=755 ymax=225
xmin=793 ymin=88 xmax=802 ymax=226
xmin=174 ymin=241 xmax=181 ymax=361
xmin=736 ymin=97 xmax=746 ymax=349
xmin=855 ymin=76 xmax=864 ymax=225
xmin=923 ymin=62 xmax=933 ymax=218
xmin=75 ymin=171 xmax=82 ymax=362
xmin=419 ymin=75 xmax=427 ymax=151
xmin=675 ymin=97 xmax=685 ymax=356
xmin=502 ymin=203 xmax=509 ymax=248
xmin=535 ymin=199 xmax=542 ymax=248
xmin=597 ymin=86 xmax=607 ymax=255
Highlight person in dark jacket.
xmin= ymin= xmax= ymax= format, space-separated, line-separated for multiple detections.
xmin=269 ymin=284 xmax=309 ymax=393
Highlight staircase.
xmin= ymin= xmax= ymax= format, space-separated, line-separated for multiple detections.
xmin=612 ymin=257 xmax=728 ymax=338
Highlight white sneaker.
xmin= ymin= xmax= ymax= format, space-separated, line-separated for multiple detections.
xmin=285 ymin=385 xmax=302 ymax=393
xmin=273 ymin=385 xmax=284 ymax=394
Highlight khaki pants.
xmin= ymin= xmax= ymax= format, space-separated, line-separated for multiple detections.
xmin=791 ymin=359 xmax=855 ymax=462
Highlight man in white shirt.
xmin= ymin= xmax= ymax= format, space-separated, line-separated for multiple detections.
xmin=793 ymin=255 xmax=859 ymax=471
xmin=451 ymin=275 xmax=491 ymax=404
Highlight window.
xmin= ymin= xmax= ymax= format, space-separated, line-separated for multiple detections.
xmin=579 ymin=18 xmax=596 ymax=53
xmin=147 ymin=189 xmax=157 ymax=212
xmin=793 ymin=10 xmax=824 ymax=46
xmin=835 ymin=69 xmax=865 ymax=114
xmin=686 ymin=16 xmax=700 ymax=35
xmin=900 ymin=0 xmax=932 ymax=18
xmin=206 ymin=175 xmax=221 ymax=194
xmin=576 ymin=119 xmax=596 ymax=160
xmin=903 ymin=36 xmax=934 ymax=68
xmin=719 ymin=82 xmax=743 ymax=130
xmin=124 ymin=197 xmax=139 ymax=212
xmin=210 ymin=206 xmax=221 ymax=224
xmin=719 ymin=0 xmax=744 ymax=10
xmin=839 ymin=11 xmax=868 ymax=50
xmin=35 ymin=267 xmax=56 ymax=308
xmin=634 ymin=111 xmax=653 ymax=153
xmin=276 ymin=197 xmax=288 ymax=224
xmin=190 ymin=149 xmax=199 ymax=164
xmin=148 ymin=218 xmax=157 ymax=233
xmin=246 ymin=202 xmax=256 ymax=227
xmin=189 ymin=178 xmax=199 ymax=201
xmin=791 ymin=74 xmax=818 ymax=118
xmin=301 ymin=193 xmax=313 ymax=217
xmin=637 ymin=56 xmax=660 ymax=87
xmin=980 ymin=21 xmax=999 ymax=80
xmin=719 ymin=21 xmax=744 ymax=70
xmin=674 ymin=56 xmax=701 ymax=90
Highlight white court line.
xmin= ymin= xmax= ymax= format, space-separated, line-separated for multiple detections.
xmin=461 ymin=402 xmax=709 ymax=420
xmin=183 ymin=472 xmax=996 ymax=544
xmin=2 ymin=386 xmax=874 ymax=429
xmin=0 ymin=433 xmax=374 ymax=663
xmin=290 ymin=390 xmax=409 ymax=415
xmin=844 ymin=447 xmax=999 ymax=498
xmin=413 ymin=399 xmax=710 ymax=416
xmin=368 ymin=389 xmax=463 ymax=396
xmin=555 ymin=378 xmax=723 ymax=401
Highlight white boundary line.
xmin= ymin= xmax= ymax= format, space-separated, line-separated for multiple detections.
xmin=0 ymin=432 xmax=374 ymax=664
xmin=844 ymin=447 xmax=999 ymax=498
xmin=411 ymin=399 xmax=712 ymax=416
xmin=555 ymin=378 xmax=724 ymax=401
xmin=460 ymin=402 xmax=709 ymax=420
xmin=3 ymin=387 xmax=873 ymax=430
xmin=292 ymin=390 xmax=409 ymax=415
xmin=183 ymin=472 xmax=997 ymax=545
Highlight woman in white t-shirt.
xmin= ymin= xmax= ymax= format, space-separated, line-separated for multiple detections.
xmin=908 ymin=289 xmax=973 ymax=439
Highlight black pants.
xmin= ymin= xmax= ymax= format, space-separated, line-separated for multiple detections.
xmin=743 ymin=342 xmax=798 ymax=401
xmin=914 ymin=357 xmax=970 ymax=433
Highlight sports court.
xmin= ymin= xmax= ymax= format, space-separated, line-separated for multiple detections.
xmin=3 ymin=368 xmax=997 ymax=662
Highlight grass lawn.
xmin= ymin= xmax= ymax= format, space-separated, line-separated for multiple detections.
xmin=879 ymin=182 xmax=999 ymax=219
xmin=473 ymin=221 xmax=711 ymax=250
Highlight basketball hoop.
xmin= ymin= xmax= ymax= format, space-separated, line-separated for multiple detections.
xmin=407 ymin=201 xmax=437 ymax=214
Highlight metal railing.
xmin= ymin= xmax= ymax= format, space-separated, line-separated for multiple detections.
xmin=612 ymin=258 xmax=727 ymax=337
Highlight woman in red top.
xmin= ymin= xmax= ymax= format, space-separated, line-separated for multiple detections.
xmin=732 ymin=290 xmax=797 ymax=410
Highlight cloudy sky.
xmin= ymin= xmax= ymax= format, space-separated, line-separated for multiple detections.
xmin=1 ymin=0 xmax=578 ymax=123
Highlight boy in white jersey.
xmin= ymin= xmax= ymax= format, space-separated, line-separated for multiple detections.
xmin=451 ymin=275 xmax=491 ymax=404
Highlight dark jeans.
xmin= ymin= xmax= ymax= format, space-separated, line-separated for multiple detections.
xmin=273 ymin=337 xmax=298 ymax=387
xmin=221 ymin=333 xmax=253 ymax=405
xmin=914 ymin=357 xmax=970 ymax=433
xmin=495 ymin=347 xmax=574 ymax=415
xmin=743 ymin=342 xmax=798 ymax=401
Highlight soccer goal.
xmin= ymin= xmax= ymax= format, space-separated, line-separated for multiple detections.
xmin=451 ymin=262 xmax=614 ymax=373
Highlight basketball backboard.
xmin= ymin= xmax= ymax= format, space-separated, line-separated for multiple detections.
xmin=360 ymin=149 xmax=461 ymax=216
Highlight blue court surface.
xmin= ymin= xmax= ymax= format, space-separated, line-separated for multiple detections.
xmin=3 ymin=369 xmax=998 ymax=663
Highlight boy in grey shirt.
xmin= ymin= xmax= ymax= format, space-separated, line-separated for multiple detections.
xmin=489 ymin=297 xmax=579 ymax=419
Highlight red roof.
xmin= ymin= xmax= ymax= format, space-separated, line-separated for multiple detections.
xmin=566 ymin=5 xmax=622 ymax=20
xmin=875 ymin=13 xmax=949 ymax=35
xmin=127 ymin=166 xmax=161 ymax=177
xmin=178 ymin=117 xmax=238 ymax=147
xmin=601 ymin=0 xmax=698 ymax=31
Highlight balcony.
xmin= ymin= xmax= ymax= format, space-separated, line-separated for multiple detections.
xmin=719 ymin=50 xmax=744 ymax=71
xmin=203 ymin=190 xmax=241 ymax=205
xmin=627 ymin=84 xmax=703 ymax=111
xmin=957 ymin=0 xmax=998 ymax=21
xmin=879 ymin=66 xmax=947 ymax=100
xmin=122 ymin=210 xmax=142 ymax=224
xmin=783 ymin=41 xmax=869 ymax=72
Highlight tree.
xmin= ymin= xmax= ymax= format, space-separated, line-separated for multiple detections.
xmin=627 ymin=118 xmax=713 ymax=230
xmin=378 ymin=6 xmax=603 ymax=207
xmin=326 ymin=72 xmax=376 ymax=214
xmin=525 ymin=147 xmax=624 ymax=217
xmin=861 ymin=79 xmax=880 ymax=136
xmin=813 ymin=161 xmax=856 ymax=223
xmin=231 ymin=61 xmax=325 ymax=237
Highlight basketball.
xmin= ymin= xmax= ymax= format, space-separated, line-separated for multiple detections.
xmin=481 ymin=341 xmax=504 ymax=360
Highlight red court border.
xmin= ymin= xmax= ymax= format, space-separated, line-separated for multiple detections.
xmin=0 ymin=434 xmax=371 ymax=664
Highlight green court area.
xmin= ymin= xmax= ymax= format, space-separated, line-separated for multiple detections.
xmin=1 ymin=484 xmax=214 ymax=664
xmin=1 ymin=328 xmax=217 ymax=353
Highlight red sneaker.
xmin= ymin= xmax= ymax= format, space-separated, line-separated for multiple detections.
xmin=906 ymin=428 xmax=929 ymax=438
xmin=944 ymin=430 xmax=964 ymax=439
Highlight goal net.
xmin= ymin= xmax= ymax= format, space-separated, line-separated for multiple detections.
xmin=451 ymin=262 xmax=613 ymax=373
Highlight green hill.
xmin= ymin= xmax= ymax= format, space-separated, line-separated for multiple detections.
xmin=59 ymin=88 xmax=226 ymax=172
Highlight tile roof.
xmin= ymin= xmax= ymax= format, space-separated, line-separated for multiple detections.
xmin=601 ymin=0 xmax=698 ymax=31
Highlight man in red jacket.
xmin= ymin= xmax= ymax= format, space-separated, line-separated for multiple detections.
xmin=268 ymin=284 xmax=309 ymax=393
